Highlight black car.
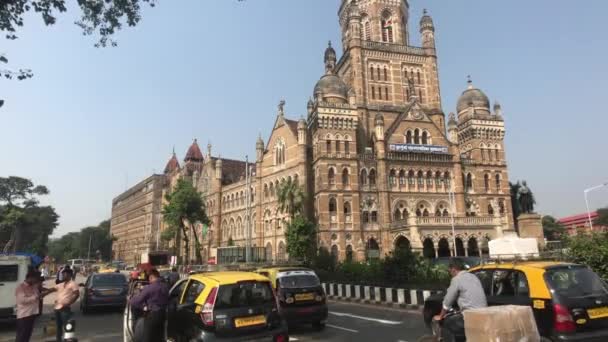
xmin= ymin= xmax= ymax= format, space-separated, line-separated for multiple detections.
xmin=80 ymin=273 xmax=128 ymax=313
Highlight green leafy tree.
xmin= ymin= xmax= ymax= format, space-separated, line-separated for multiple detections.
xmin=276 ymin=178 xmax=305 ymax=219
xmin=47 ymin=220 xmax=114 ymax=262
xmin=286 ymin=216 xmax=317 ymax=265
xmin=162 ymin=178 xmax=209 ymax=264
xmin=566 ymin=232 xmax=608 ymax=279
xmin=595 ymin=207 xmax=608 ymax=227
xmin=0 ymin=176 xmax=53 ymax=253
xmin=542 ymin=215 xmax=566 ymax=241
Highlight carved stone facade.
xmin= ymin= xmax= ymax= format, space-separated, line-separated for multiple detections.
xmin=111 ymin=0 xmax=517 ymax=264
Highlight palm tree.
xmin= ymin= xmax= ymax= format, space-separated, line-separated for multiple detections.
xmin=277 ymin=178 xmax=305 ymax=219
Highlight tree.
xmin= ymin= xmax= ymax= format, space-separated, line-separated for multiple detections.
xmin=47 ymin=219 xmax=115 ymax=262
xmin=0 ymin=176 xmax=54 ymax=253
xmin=595 ymin=207 xmax=608 ymax=227
xmin=566 ymin=232 xmax=608 ymax=280
xmin=162 ymin=178 xmax=209 ymax=264
xmin=285 ymin=216 xmax=317 ymax=265
xmin=542 ymin=215 xmax=566 ymax=241
xmin=276 ymin=178 xmax=305 ymax=219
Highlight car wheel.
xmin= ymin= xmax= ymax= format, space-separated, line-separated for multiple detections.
xmin=312 ymin=321 xmax=326 ymax=331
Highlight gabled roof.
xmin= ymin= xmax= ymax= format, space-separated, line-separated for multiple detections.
xmin=163 ymin=152 xmax=180 ymax=174
xmin=212 ymin=157 xmax=257 ymax=186
xmin=384 ymin=102 xmax=449 ymax=142
xmin=185 ymin=139 xmax=204 ymax=162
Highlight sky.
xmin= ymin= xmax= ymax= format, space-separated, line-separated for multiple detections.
xmin=2 ymin=0 xmax=608 ymax=237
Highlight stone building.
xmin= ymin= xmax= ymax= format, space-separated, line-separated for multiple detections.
xmin=110 ymin=174 xmax=165 ymax=264
xmin=112 ymin=0 xmax=519 ymax=263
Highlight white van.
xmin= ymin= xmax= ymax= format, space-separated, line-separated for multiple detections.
xmin=0 ymin=255 xmax=31 ymax=321
xmin=67 ymin=259 xmax=85 ymax=272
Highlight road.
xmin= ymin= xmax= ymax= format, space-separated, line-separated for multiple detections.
xmin=0 ymin=277 xmax=428 ymax=342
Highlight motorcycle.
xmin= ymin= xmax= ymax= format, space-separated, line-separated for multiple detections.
xmin=417 ymin=311 xmax=466 ymax=342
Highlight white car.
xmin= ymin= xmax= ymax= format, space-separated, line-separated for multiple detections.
xmin=0 ymin=255 xmax=32 ymax=321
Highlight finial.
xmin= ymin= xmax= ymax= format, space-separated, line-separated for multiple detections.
xmin=423 ymin=8 xmax=428 ymax=15
xmin=466 ymin=75 xmax=474 ymax=89
xmin=278 ymin=99 xmax=285 ymax=116
xmin=172 ymin=146 xmax=175 ymax=155
xmin=193 ymin=138 xmax=198 ymax=143
xmin=328 ymin=40 xmax=332 ymax=48
xmin=207 ymin=141 xmax=212 ymax=156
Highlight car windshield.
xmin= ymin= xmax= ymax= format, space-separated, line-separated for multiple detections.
xmin=92 ymin=274 xmax=127 ymax=287
xmin=545 ymin=266 xmax=608 ymax=298
xmin=0 ymin=265 xmax=19 ymax=282
xmin=215 ymin=281 xmax=274 ymax=309
xmin=278 ymin=275 xmax=320 ymax=289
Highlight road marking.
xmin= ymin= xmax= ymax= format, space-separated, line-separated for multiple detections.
xmin=397 ymin=340 xmax=409 ymax=342
xmin=329 ymin=311 xmax=403 ymax=325
xmin=79 ymin=332 xmax=122 ymax=341
xmin=327 ymin=324 xmax=359 ymax=333
xmin=289 ymin=338 xmax=299 ymax=341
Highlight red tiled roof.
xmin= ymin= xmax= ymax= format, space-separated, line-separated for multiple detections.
xmin=185 ymin=139 xmax=204 ymax=162
xmin=558 ymin=211 xmax=598 ymax=225
xmin=163 ymin=153 xmax=180 ymax=174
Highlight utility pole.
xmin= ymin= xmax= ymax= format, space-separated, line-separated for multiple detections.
xmin=87 ymin=235 xmax=92 ymax=261
xmin=245 ymin=156 xmax=252 ymax=264
xmin=584 ymin=182 xmax=608 ymax=231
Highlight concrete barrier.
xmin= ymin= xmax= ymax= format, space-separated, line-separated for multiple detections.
xmin=322 ymin=282 xmax=442 ymax=310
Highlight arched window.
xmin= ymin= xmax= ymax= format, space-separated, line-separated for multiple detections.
xmin=342 ymin=168 xmax=350 ymax=186
xmin=344 ymin=141 xmax=350 ymax=154
xmin=488 ymin=204 xmax=495 ymax=215
xmin=371 ymin=211 xmax=378 ymax=223
xmin=278 ymin=242 xmax=286 ymax=262
xmin=378 ymin=87 xmax=382 ymax=99
xmin=383 ymin=66 xmax=388 ymax=81
xmin=435 ymin=208 xmax=442 ymax=217
xmin=466 ymin=173 xmax=473 ymax=192
xmin=495 ymin=174 xmax=501 ymax=192
xmin=416 ymin=209 xmax=422 ymax=217
xmin=423 ymin=209 xmax=429 ymax=217
xmin=385 ymin=86 xmax=389 ymax=100
xmin=389 ymin=169 xmax=396 ymax=186
xmin=344 ymin=201 xmax=352 ymax=216
xmin=417 ymin=70 xmax=421 ymax=84
xmin=376 ymin=66 xmax=381 ymax=79
xmin=329 ymin=197 xmax=337 ymax=215
xmin=326 ymin=139 xmax=332 ymax=153
xmin=417 ymin=171 xmax=424 ymax=187
xmin=444 ymin=172 xmax=451 ymax=190
xmin=369 ymin=169 xmax=377 ymax=186
xmin=499 ymin=200 xmax=506 ymax=214
xmin=335 ymin=140 xmax=341 ymax=153
xmin=381 ymin=11 xmax=394 ymax=43
xmin=362 ymin=211 xmax=369 ymax=223
xmin=421 ymin=131 xmax=428 ymax=145
xmin=408 ymin=170 xmax=415 ymax=186
xmin=274 ymin=141 xmax=285 ymax=166
xmin=360 ymin=169 xmax=368 ymax=185
xmin=331 ymin=245 xmax=339 ymax=262
xmin=328 ymin=168 xmax=336 ymax=185
xmin=406 ymin=130 xmax=412 ymax=144
xmin=394 ymin=208 xmax=402 ymax=221
xmin=435 ymin=171 xmax=442 ymax=188
xmin=399 ymin=170 xmax=406 ymax=185
xmin=494 ymin=148 xmax=500 ymax=161
xmin=364 ymin=20 xmax=371 ymax=40
xmin=414 ymin=129 xmax=420 ymax=144
xmin=263 ymin=184 xmax=268 ymax=199
xmin=426 ymin=171 xmax=434 ymax=188
xmin=265 ymin=243 xmax=273 ymax=262
xmin=484 ymin=174 xmax=490 ymax=192
xmin=371 ymin=86 xmax=376 ymax=99
xmin=269 ymin=183 xmax=275 ymax=197
xmin=346 ymin=245 xmax=353 ymax=262
xmin=369 ymin=65 xmax=374 ymax=80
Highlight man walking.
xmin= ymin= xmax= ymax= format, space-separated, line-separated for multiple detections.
xmin=129 ymin=269 xmax=169 ymax=342
xmin=51 ymin=268 xmax=80 ymax=341
xmin=15 ymin=270 xmax=51 ymax=342
xmin=167 ymin=267 xmax=180 ymax=287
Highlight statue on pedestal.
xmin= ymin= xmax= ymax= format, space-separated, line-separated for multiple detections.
xmin=517 ymin=181 xmax=536 ymax=214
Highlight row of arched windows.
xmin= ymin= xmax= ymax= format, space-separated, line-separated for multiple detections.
xmin=480 ymin=144 xmax=502 ymax=162
xmin=361 ymin=10 xmax=395 ymax=43
xmin=370 ymin=85 xmax=390 ymax=101
xmin=328 ymin=197 xmax=353 ymax=218
xmin=263 ymin=175 xmax=299 ymax=200
xmin=369 ymin=64 xmax=390 ymax=82
xmin=222 ymin=189 xmax=255 ymax=210
xmin=388 ymin=170 xmax=452 ymax=191
xmin=328 ymin=167 xmax=351 ymax=187
xmin=359 ymin=168 xmax=377 ymax=186
xmin=274 ymin=140 xmax=286 ymax=166
xmin=464 ymin=172 xmax=501 ymax=193
xmin=405 ymin=128 xmax=432 ymax=145
xmin=221 ymin=215 xmax=256 ymax=241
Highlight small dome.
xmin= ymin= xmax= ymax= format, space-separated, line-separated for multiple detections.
xmin=184 ymin=139 xmax=204 ymax=162
xmin=164 ymin=152 xmax=180 ymax=174
xmin=456 ymin=79 xmax=490 ymax=113
xmin=314 ymin=74 xmax=349 ymax=102
xmin=420 ymin=9 xmax=434 ymax=30
xmin=447 ymin=112 xmax=457 ymax=126
xmin=256 ymin=135 xmax=264 ymax=149
xmin=324 ymin=41 xmax=336 ymax=65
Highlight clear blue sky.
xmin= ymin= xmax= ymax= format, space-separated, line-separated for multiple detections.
xmin=2 ymin=0 xmax=608 ymax=237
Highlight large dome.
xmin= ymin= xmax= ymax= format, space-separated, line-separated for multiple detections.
xmin=314 ymin=74 xmax=349 ymax=102
xmin=456 ymin=83 xmax=490 ymax=113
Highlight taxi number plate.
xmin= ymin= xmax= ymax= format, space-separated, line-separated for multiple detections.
xmin=587 ymin=307 xmax=608 ymax=319
xmin=234 ymin=315 xmax=266 ymax=328
xmin=101 ymin=289 xmax=120 ymax=295
xmin=295 ymin=293 xmax=315 ymax=301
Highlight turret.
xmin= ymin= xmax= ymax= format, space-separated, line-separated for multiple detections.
xmin=344 ymin=0 xmax=361 ymax=49
xmin=256 ymin=135 xmax=264 ymax=162
xmin=215 ymin=158 xmax=222 ymax=180
xmin=297 ymin=118 xmax=307 ymax=145
xmin=374 ymin=113 xmax=384 ymax=141
xmin=493 ymin=101 xmax=504 ymax=120
xmin=447 ymin=112 xmax=458 ymax=144
xmin=307 ymin=98 xmax=314 ymax=117
xmin=420 ymin=9 xmax=436 ymax=54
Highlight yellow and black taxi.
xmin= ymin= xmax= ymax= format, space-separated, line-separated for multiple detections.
xmin=423 ymin=261 xmax=608 ymax=341
xmin=255 ymin=267 xmax=328 ymax=329
xmin=166 ymin=271 xmax=288 ymax=342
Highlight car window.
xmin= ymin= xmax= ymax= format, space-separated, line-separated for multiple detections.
xmin=472 ymin=269 xmax=493 ymax=296
xmin=170 ymin=279 xmax=187 ymax=298
xmin=182 ymin=280 xmax=205 ymax=304
xmin=215 ymin=281 xmax=274 ymax=309
xmin=0 ymin=265 xmax=19 ymax=282
xmin=492 ymin=270 xmax=529 ymax=298
xmin=92 ymin=274 xmax=127 ymax=287
xmin=545 ymin=266 xmax=608 ymax=298
xmin=258 ymin=271 xmax=270 ymax=278
xmin=278 ymin=275 xmax=320 ymax=289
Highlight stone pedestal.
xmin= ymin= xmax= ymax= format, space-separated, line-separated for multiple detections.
xmin=517 ymin=213 xmax=545 ymax=249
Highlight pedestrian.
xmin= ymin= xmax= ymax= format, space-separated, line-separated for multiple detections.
xmin=167 ymin=267 xmax=180 ymax=287
xmin=15 ymin=270 xmax=52 ymax=342
xmin=129 ymin=269 xmax=169 ymax=342
xmin=50 ymin=268 xmax=80 ymax=342
xmin=55 ymin=265 xmax=70 ymax=285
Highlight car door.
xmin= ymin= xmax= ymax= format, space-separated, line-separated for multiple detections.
xmin=166 ymin=279 xmax=188 ymax=337
xmin=177 ymin=279 xmax=206 ymax=339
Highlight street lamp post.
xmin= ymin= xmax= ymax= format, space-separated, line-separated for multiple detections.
xmin=448 ymin=189 xmax=457 ymax=255
xmin=584 ymin=182 xmax=608 ymax=231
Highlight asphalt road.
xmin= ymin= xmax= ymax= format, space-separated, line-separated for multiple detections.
xmin=0 ymin=276 xmax=428 ymax=342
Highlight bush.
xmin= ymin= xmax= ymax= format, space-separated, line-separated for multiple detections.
xmin=565 ymin=231 xmax=608 ymax=280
